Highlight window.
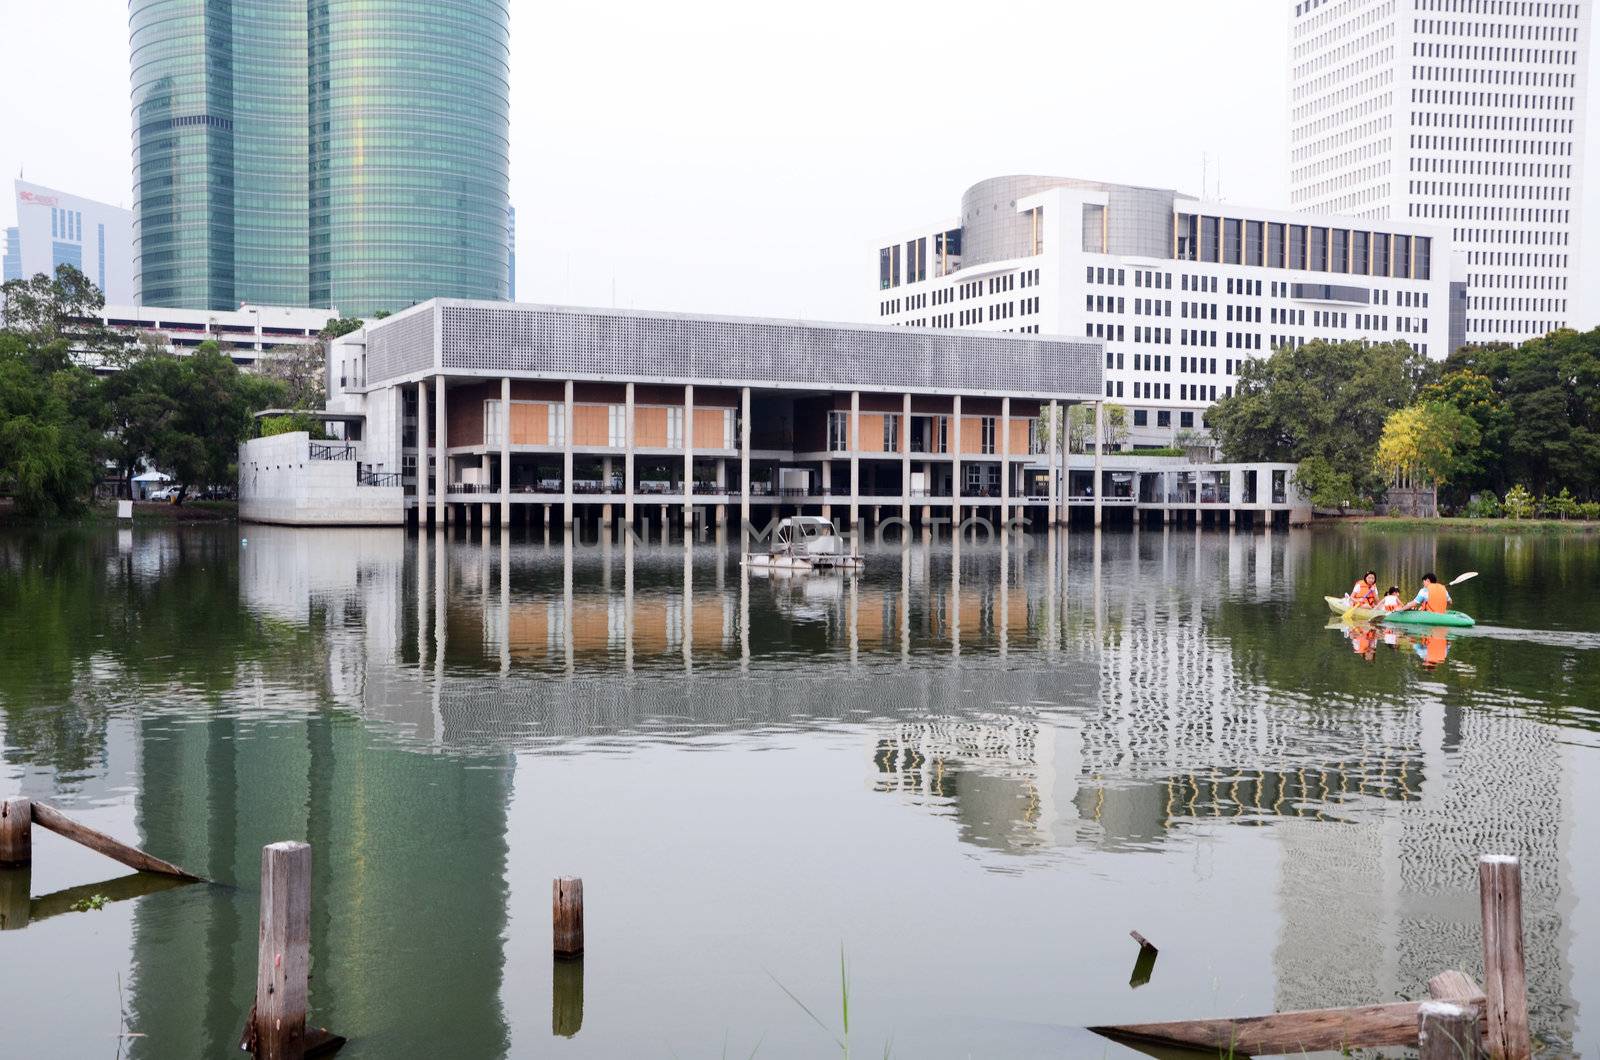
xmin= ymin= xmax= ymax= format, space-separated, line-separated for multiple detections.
xmin=1157 ymin=411 xmax=1171 ymax=428
xmin=980 ymin=417 xmax=996 ymax=455
xmin=608 ymin=405 xmax=626 ymax=447
xmin=828 ymin=410 xmax=849 ymax=452
xmin=1180 ymin=411 xmax=1194 ymax=428
xmin=666 ymin=406 xmax=684 ymax=449
xmin=883 ymin=413 xmax=900 ymax=453
xmin=1133 ymin=409 xmax=1148 ymax=427
xmin=548 ymin=403 xmax=567 ymax=446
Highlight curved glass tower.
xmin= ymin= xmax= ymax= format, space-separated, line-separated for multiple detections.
xmin=130 ymin=0 xmax=510 ymax=316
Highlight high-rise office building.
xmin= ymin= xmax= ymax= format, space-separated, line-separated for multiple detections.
xmin=872 ymin=176 xmax=1460 ymax=447
xmin=1288 ymin=0 xmax=1590 ymax=345
xmin=4 ymin=180 xmax=135 ymax=301
xmin=129 ymin=1 xmax=511 ymax=316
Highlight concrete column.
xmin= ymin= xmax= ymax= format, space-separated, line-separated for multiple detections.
xmin=1047 ymin=399 xmax=1059 ymax=525
xmin=563 ymin=379 xmax=574 ymax=526
xmin=1000 ymin=396 xmax=1012 ymax=527
xmin=499 ymin=376 xmax=511 ymax=527
xmin=417 ymin=379 xmax=429 ymax=527
xmin=602 ymin=455 xmax=614 ymax=527
xmin=739 ymin=386 xmax=751 ymax=533
xmin=434 ymin=374 xmax=446 ymax=528
xmin=900 ymin=392 xmax=912 ymax=522
xmin=821 ymin=457 xmax=832 ymax=518
xmin=848 ymin=391 xmax=860 ymax=533
xmin=683 ymin=384 xmax=695 ymax=520
xmin=1093 ymin=399 xmax=1104 ymax=528
xmin=951 ymin=395 xmax=962 ymax=523
xmin=625 ymin=382 xmax=636 ymax=525
xmin=1058 ymin=406 xmax=1069 ymax=528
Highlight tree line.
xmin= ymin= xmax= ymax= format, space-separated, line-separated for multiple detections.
xmin=1 ymin=266 xmax=348 ymax=515
xmin=1207 ymin=327 xmax=1600 ymax=515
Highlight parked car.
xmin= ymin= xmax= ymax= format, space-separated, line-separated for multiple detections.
xmin=147 ymin=485 xmax=182 ymax=502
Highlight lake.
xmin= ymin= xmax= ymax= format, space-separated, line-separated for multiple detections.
xmin=2 ymin=522 xmax=1598 ymax=1058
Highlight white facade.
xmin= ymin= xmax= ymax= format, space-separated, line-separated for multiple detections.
xmin=4 ymin=180 xmax=134 ymax=302
xmin=1288 ymin=0 xmax=1590 ymax=344
xmin=89 ymin=302 xmax=335 ymax=368
xmin=237 ymin=431 xmax=404 ymax=526
xmin=872 ymin=176 xmax=1460 ymax=447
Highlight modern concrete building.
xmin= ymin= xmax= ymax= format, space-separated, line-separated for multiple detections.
xmin=873 ymin=175 xmax=1462 ymax=447
xmin=129 ymin=0 xmax=510 ymax=315
xmin=4 ymin=180 xmax=134 ymax=301
xmin=242 ymin=298 xmax=1115 ymax=528
xmin=76 ymin=302 xmax=333 ymax=371
xmin=1288 ymin=0 xmax=1590 ymax=344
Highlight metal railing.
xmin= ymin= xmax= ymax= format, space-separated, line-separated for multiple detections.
xmin=358 ymin=470 xmax=402 ymax=488
xmin=309 ymin=442 xmax=355 ymax=461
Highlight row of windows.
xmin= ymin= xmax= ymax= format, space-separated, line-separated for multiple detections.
xmin=1292 ymin=0 xmax=1394 ymax=60
xmin=1293 ymin=88 xmax=1392 ymax=142
xmin=50 ymin=207 xmax=83 ymax=242
xmin=1413 ymin=1 xmax=1580 ymax=17
xmin=1413 ymin=17 xmax=1579 ymax=41
xmin=1415 ymin=64 xmax=1576 ymax=89
xmin=1413 ymin=110 xmax=1574 ymax=135
xmin=1411 ymin=88 xmax=1575 ymax=111
xmin=1293 ymin=43 xmax=1396 ymax=105
xmin=1412 ymin=158 xmax=1571 ymax=179
xmin=1292 ymin=22 xmax=1394 ymax=81
xmin=1413 ymin=43 xmax=1581 ymax=65
xmin=1292 ymin=68 xmax=1392 ymax=124
xmin=1409 ymin=134 xmax=1576 ymax=158
xmin=1177 ymin=215 xmax=1432 ymax=280
xmin=1291 ymin=112 xmax=1391 ymax=161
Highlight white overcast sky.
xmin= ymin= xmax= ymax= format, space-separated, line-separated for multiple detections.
xmin=3 ymin=0 xmax=1596 ymax=326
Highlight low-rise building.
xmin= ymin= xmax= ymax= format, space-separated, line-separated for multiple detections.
xmin=82 ymin=302 xmax=336 ymax=370
xmin=242 ymin=298 xmax=1310 ymax=529
xmin=872 ymin=175 xmax=1464 ymax=447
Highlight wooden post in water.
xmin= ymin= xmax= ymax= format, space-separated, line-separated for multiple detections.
xmin=255 ymin=842 xmax=312 ymax=1060
xmin=1479 ymin=855 xmax=1531 ymax=1060
xmin=0 ymin=797 xmax=31 ymax=867
xmin=1418 ymin=1001 xmax=1482 ymax=1060
xmin=553 ymin=876 xmax=584 ymax=958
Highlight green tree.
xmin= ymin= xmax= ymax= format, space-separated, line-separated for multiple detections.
xmin=1443 ymin=329 xmax=1600 ymax=497
xmin=1503 ymin=484 xmax=1535 ymax=519
xmin=1207 ymin=339 xmax=1435 ymax=506
xmin=1066 ymin=402 xmax=1128 ymax=452
xmin=258 ymin=342 xmax=326 ymax=410
xmin=320 ymin=316 xmax=364 ymax=340
xmin=1417 ymin=369 xmax=1508 ymax=494
xmin=1374 ymin=401 xmax=1480 ymax=516
xmin=1293 ymin=454 xmax=1361 ymax=511
xmin=147 ymin=342 xmax=282 ymax=502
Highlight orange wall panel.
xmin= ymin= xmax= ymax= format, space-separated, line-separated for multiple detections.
xmin=1008 ymin=418 xmax=1031 ymax=455
xmin=960 ymin=416 xmax=985 ymax=455
xmin=858 ymin=413 xmax=886 ymax=452
xmin=572 ymin=405 xmax=611 ymax=446
xmin=509 ymin=402 xmax=548 ymax=445
xmin=693 ymin=408 xmax=728 ymax=449
xmin=635 ymin=406 xmax=669 ymax=448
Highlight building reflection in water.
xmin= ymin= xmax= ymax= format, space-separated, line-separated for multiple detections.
xmin=220 ymin=522 xmax=1578 ymax=1051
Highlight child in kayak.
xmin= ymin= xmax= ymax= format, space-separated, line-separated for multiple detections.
xmin=1396 ymin=572 xmax=1451 ymax=615
xmin=1345 ymin=571 xmax=1379 ymax=609
xmin=1379 ymin=586 xmax=1403 ymax=612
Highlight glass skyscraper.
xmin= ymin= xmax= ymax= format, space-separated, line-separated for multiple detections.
xmin=130 ymin=1 xmax=510 ymax=316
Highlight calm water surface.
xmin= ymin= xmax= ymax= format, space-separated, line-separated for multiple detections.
xmin=2 ymin=523 xmax=1598 ymax=1058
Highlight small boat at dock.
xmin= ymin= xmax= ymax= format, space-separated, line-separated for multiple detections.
xmin=744 ymin=516 xmax=864 ymax=572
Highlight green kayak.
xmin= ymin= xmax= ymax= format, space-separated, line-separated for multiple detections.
xmin=1381 ymin=609 xmax=1475 ymax=628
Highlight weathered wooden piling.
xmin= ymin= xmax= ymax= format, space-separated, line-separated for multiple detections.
xmin=552 ymin=956 xmax=584 ymax=1038
xmin=0 ymin=796 xmax=31 ymax=867
xmin=553 ymin=876 xmax=584 ymax=959
xmin=29 ymin=801 xmax=200 ymax=880
xmin=1419 ymin=1001 xmax=1482 ymax=1060
xmin=254 ymin=841 xmax=312 ymax=1060
xmin=1479 ymin=854 xmax=1531 ymax=1060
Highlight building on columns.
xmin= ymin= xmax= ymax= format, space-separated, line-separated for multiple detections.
xmin=239 ymin=298 xmax=1104 ymax=527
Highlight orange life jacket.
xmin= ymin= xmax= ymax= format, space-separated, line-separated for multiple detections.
xmin=1422 ymin=582 xmax=1449 ymax=613
xmin=1350 ymin=580 xmax=1378 ymax=607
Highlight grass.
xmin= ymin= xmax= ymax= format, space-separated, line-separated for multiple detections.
xmin=766 ymin=947 xmax=894 ymax=1059
xmin=1349 ymin=515 xmax=1600 ymax=535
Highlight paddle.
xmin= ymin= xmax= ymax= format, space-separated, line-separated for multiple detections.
xmin=1449 ymin=571 xmax=1478 ymax=586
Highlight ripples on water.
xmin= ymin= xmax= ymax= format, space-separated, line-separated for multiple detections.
xmin=1 ymin=523 xmax=1598 ymax=1058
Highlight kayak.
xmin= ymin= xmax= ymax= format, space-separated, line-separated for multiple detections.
xmin=1324 ymin=595 xmax=1383 ymax=621
xmin=1380 ymin=609 xmax=1476 ymax=628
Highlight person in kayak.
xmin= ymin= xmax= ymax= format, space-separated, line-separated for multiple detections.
xmin=1396 ymin=572 xmax=1451 ymax=615
xmin=1345 ymin=571 xmax=1379 ymax=609
xmin=1379 ymin=586 xmax=1403 ymax=612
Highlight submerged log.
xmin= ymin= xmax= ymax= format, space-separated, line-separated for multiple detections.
xmin=29 ymin=802 xmax=201 ymax=881
xmin=1092 ymin=995 xmax=1486 ymax=1056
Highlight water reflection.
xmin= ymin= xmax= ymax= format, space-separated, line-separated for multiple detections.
xmin=2 ymin=522 xmax=1598 ymax=1056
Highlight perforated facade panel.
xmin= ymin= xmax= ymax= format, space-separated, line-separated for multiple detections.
xmin=363 ymin=301 xmax=1100 ymax=399
xmin=366 ymin=305 xmax=435 ymax=383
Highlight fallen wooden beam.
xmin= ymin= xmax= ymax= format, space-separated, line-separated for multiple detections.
xmin=1091 ymin=995 xmax=1487 ymax=1057
xmin=29 ymin=802 xmax=202 ymax=882
xmin=28 ymin=872 xmax=191 ymax=923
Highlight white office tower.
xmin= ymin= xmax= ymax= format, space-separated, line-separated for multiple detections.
xmin=1288 ymin=0 xmax=1590 ymax=345
xmin=5 ymin=180 xmax=135 ymax=302
xmin=872 ymin=176 xmax=1460 ymax=447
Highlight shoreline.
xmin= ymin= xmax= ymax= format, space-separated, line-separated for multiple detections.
xmin=1324 ymin=514 xmax=1600 ymax=534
